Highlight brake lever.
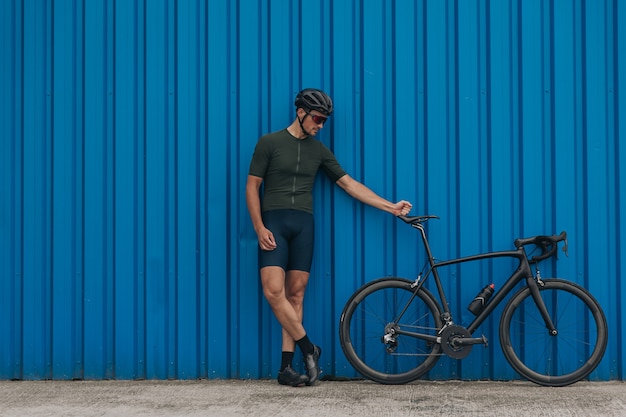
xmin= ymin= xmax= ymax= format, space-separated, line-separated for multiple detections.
xmin=559 ymin=231 xmax=568 ymax=257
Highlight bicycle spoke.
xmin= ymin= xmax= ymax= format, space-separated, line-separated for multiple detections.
xmin=500 ymin=279 xmax=607 ymax=386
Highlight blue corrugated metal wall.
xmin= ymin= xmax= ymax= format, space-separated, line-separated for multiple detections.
xmin=1 ymin=0 xmax=624 ymax=381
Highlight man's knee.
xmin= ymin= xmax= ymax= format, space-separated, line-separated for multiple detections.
xmin=286 ymin=272 xmax=308 ymax=296
xmin=285 ymin=289 xmax=305 ymax=308
xmin=263 ymin=286 xmax=283 ymax=304
xmin=260 ymin=266 xmax=286 ymax=305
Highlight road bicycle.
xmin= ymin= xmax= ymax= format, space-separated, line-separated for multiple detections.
xmin=339 ymin=215 xmax=608 ymax=387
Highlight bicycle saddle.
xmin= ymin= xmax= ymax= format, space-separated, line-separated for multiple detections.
xmin=397 ymin=215 xmax=440 ymax=225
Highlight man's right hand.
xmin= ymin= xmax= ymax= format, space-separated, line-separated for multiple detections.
xmin=257 ymin=228 xmax=277 ymax=251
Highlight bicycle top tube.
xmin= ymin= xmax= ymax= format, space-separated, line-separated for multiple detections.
xmin=397 ymin=214 xmax=567 ymax=264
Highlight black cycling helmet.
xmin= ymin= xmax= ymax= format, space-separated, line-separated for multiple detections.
xmin=294 ymin=88 xmax=333 ymax=115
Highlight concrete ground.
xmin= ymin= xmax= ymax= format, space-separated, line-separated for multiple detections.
xmin=0 ymin=379 xmax=624 ymax=417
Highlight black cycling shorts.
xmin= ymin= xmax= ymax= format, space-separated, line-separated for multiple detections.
xmin=259 ymin=209 xmax=314 ymax=272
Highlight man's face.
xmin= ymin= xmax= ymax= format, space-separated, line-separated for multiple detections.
xmin=298 ymin=108 xmax=328 ymax=136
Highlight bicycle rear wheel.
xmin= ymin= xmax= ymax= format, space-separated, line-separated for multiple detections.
xmin=499 ymin=279 xmax=607 ymax=386
xmin=339 ymin=278 xmax=443 ymax=384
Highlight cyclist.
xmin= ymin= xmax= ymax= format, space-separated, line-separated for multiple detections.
xmin=246 ymin=88 xmax=412 ymax=386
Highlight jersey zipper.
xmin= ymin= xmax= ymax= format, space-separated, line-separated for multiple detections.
xmin=291 ymin=141 xmax=301 ymax=205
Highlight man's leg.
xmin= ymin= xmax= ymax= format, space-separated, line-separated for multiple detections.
xmin=281 ymin=270 xmax=310 ymax=352
xmin=261 ymin=266 xmax=307 ymax=342
xmin=262 ymin=266 xmax=311 ymax=386
xmin=283 ymin=269 xmax=321 ymax=385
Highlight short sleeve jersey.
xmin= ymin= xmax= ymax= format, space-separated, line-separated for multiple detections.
xmin=249 ymin=129 xmax=347 ymax=214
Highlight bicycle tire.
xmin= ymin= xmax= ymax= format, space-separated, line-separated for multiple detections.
xmin=339 ymin=278 xmax=443 ymax=384
xmin=499 ymin=279 xmax=608 ymax=386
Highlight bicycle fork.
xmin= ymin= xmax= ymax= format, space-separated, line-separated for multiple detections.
xmin=527 ymin=268 xmax=558 ymax=336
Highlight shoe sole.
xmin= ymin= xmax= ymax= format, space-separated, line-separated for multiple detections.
xmin=280 ymin=381 xmax=308 ymax=387
xmin=278 ymin=371 xmax=309 ymax=387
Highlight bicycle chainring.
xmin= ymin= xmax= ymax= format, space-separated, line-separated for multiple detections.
xmin=440 ymin=325 xmax=473 ymax=359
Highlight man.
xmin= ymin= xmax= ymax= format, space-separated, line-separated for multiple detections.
xmin=246 ymin=88 xmax=412 ymax=387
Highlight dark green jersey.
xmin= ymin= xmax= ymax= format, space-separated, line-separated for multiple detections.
xmin=249 ymin=129 xmax=347 ymax=214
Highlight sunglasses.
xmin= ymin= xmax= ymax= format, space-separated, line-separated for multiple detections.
xmin=305 ymin=110 xmax=328 ymax=125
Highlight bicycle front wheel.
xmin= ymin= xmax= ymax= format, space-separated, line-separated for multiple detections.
xmin=499 ymin=279 xmax=608 ymax=386
xmin=339 ymin=278 xmax=443 ymax=384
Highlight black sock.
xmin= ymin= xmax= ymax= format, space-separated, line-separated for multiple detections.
xmin=296 ymin=334 xmax=315 ymax=356
xmin=280 ymin=352 xmax=294 ymax=372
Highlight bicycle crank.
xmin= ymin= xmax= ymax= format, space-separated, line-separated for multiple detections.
xmin=439 ymin=325 xmax=488 ymax=359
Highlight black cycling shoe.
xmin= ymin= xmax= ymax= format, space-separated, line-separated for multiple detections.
xmin=277 ymin=365 xmax=309 ymax=387
xmin=304 ymin=345 xmax=322 ymax=385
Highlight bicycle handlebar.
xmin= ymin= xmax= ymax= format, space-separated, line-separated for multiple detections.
xmin=514 ymin=231 xmax=568 ymax=263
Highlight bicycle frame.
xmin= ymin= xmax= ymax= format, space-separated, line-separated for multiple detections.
xmin=340 ymin=216 xmax=606 ymax=386
xmin=408 ymin=222 xmax=557 ymax=338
